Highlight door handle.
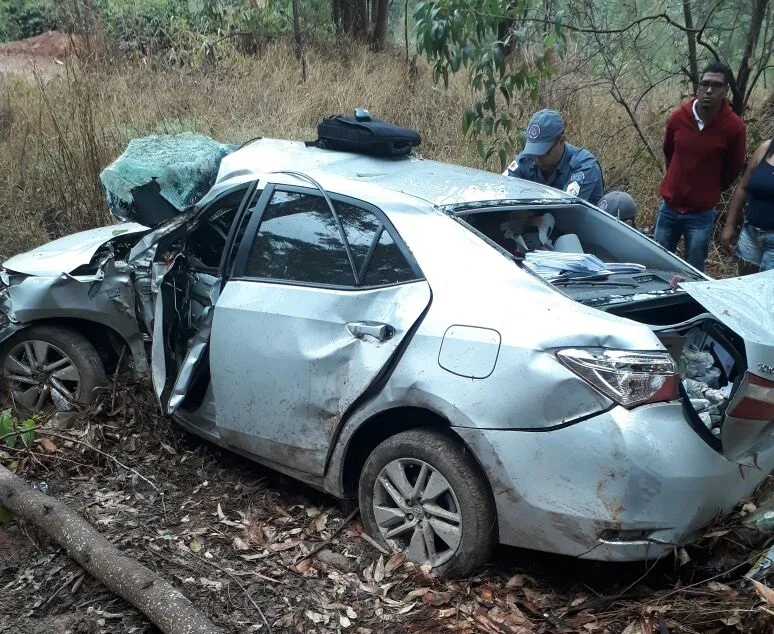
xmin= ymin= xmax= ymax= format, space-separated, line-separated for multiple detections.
xmin=347 ymin=321 xmax=395 ymax=342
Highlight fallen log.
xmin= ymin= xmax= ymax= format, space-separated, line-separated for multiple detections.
xmin=0 ymin=464 xmax=222 ymax=634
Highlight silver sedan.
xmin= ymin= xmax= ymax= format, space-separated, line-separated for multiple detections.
xmin=2 ymin=139 xmax=774 ymax=575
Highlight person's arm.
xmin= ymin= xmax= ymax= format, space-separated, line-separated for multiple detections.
xmin=566 ymin=153 xmax=602 ymax=202
xmin=503 ymin=156 xmax=524 ymax=178
xmin=721 ymin=140 xmax=769 ymax=250
xmin=722 ymin=123 xmax=747 ymax=191
xmin=663 ymin=115 xmax=676 ymax=171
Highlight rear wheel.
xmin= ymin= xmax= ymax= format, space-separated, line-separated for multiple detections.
xmin=1 ymin=325 xmax=106 ymax=413
xmin=358 ymin=428 xmax=496 ymax=577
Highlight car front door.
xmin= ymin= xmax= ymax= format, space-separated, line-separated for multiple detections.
xmin=209 ymin=186 xmax=431 ymax=476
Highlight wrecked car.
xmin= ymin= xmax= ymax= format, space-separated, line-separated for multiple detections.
xmin=2 ymin=137 xmax=774 ymax=576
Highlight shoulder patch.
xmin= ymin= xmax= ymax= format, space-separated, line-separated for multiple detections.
xmin=570 ymin=171 xmax=585 ymax=183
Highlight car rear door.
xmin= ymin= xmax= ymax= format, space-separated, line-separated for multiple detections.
xmin=680 ymin=269 xmax=774 ymax=458
xmin=209 ymin=186 xmax=431 ymax=476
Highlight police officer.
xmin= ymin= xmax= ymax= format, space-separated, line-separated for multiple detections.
xmin=598 ymin=191 xmax=637 ymax=226
xmin=503 ymin=109 xmax=604 ymax=205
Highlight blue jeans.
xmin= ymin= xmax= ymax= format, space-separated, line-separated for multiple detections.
xmin=653 ymin=202 xmax=715 ymax=272
xmin=736 ymin=222 xmax=774 ymax=272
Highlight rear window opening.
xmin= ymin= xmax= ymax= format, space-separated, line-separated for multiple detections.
xmin=459 ymin=204 xmax=703 ymax=310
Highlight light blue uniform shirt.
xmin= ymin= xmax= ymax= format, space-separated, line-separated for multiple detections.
xmin=505 ymin=143 xmax=604 ymax=205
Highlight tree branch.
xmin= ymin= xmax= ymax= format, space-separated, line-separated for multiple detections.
xmin=0 ymin=464 xmax=223 ymax=634
xmin=489 ymin=12 xmax=709 ymax=36
xmin=682 ymin=0 xmax=699 ymax=92
xmin=588 ymin=17 xmax=660 ymax=165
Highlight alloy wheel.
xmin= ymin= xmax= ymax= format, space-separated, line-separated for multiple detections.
xmin=3 ymin=339 xmax=81 ymax=412
xmin=372 ymin=458 xmax=463 ymax=568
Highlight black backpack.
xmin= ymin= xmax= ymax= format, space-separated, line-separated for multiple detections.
xmin=310 ymin=109 xmax=421 ymax=157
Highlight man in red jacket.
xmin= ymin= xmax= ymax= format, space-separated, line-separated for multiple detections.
xmin=654 ymin=61 xmax=746 ymax=272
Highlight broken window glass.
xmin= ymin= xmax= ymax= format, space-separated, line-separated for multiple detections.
xmin=188 ymin=190 xmax=247 ymax=268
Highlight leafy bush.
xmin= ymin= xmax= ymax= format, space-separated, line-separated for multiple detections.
xmin=0 ymin=0 xmax=58 ymax=41
xmin=0 ymin=408 xmax=37 ymax=449
xmin=93 ymin=0 xmax=191 ymax=55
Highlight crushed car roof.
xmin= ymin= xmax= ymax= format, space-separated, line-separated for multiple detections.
xmin=201 ymin=138 xmax=574 ymax=209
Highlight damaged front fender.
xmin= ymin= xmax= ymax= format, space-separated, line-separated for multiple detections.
xmin=0 ymin=258 xmax=148 ymax=375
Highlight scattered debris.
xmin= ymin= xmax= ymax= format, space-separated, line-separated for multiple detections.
xmin=743 ymin=491 xmax=774 ymax=535
xmin=746 ymin=544 xmax=774 ymax=581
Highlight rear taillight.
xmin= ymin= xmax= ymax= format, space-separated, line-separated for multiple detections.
xmin=727 ymin=372 xmax=774 ymax=421
xmin=556 ymin=348 xmax=679 ymax=408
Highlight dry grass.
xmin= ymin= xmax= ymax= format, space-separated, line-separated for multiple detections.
xmin=0 ymin=41 xmax=770 ymax=274
xmin=0 ymin=42 xmax=481 ymax=259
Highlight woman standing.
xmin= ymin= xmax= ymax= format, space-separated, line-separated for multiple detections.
xmin=722 ymin=139 xmax=774 ymax=273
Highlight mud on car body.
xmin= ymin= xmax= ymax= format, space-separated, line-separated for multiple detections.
xmin=2 ymin=138 xmax=774 ymax=576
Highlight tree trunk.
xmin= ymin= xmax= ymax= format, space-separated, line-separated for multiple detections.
xmin=733 ymin=0 xmax=767 ymax=115
xmin=352 ymin=0 xmax=369 ymax=40
xmin=292 ymin=0 xmax=307 ymax=82
xmin=332 ymin=0 xmax=341 ymax=31
xmin=0 ymin=465 xmax=222 ymax=634
xmin=682 ymin=0 xmax=699 ymax=94
xmin=340 ymin=0 xmax=354 ymax=36
xmin=497 ymin=0 xmax=520 ymax=57
xmin=372 ymin=0 xmax=389 ymax=50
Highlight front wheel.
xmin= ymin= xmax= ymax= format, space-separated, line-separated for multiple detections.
xmin=1 ymin=325 xmax=106 ymax=413
xmin=358 ymin=428 xmax=496 ymax=577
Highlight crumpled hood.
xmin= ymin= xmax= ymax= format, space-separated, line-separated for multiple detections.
xmin=2 ymin=223 xmax=148 ymax=276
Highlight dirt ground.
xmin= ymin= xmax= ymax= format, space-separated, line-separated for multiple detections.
xmin=0 ymin=30 xmax=86 ymax=80
xmin=0 ymin=379 xmax=773 ymax=634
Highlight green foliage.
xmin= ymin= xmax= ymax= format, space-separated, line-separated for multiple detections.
xmin=66 ymin=0 xmax=337 ymax=64
xmin=92 ymin=0 xmax=191 ymax=55
xmin=415 ymin=0 xmax=563 ymax=170
xmin=0 ymin=409 xmax=13 ymax=444
xmin=192 ymin=0 xmax=291 ymax=37
xmin=0 ymin=408 xmax=37 ymax=449
xmin=0 ymin=0 xmax=58 ymax=41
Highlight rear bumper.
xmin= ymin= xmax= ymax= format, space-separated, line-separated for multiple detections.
xmin=457 ymin=401 xmax=774 ymax=561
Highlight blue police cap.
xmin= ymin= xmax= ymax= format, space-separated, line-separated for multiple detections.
xmin=522 ymin=109 xmax=565 ymax=156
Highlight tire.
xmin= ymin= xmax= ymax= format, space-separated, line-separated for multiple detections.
xmin=0 ymin=325 xmax=106 ymax=413
xmin=358 ymin=428 xmax=496 ymax=577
